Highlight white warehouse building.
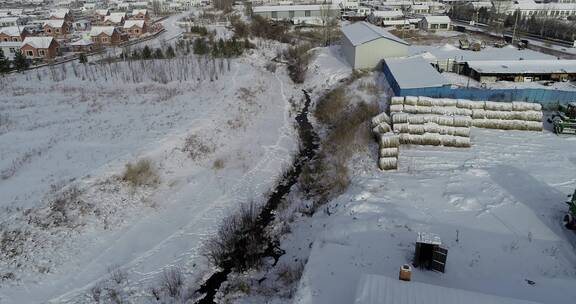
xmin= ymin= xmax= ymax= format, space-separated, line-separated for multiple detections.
xmin=341 ymin=21 xmax=409 ymax=70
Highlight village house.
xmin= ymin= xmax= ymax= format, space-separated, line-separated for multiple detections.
xmin=49 ymin=9 xmax=73 ymax=23
xmin=0 ymin=41 xmax=21 ymax=60
xmin=90 ymin=26 xmax=125 ymax=45
xmin=131 ymin=9 xmax=149 ymax=21
xmin=419 ymin=15 xmax=451 ymax=31
xmin=74 ymin=19 xmax=91 ymax=31
xmin=95 ymin=9 xmax=109 ymax=22
xmin=20 ymin=36 xmax=60 ymax=60
xmin=70 ymin=38 xmax=94 ymax=52
xmin=123 ymin=20 xmax=147 ymax=38
xmin=102 ymin=12 xmax=126 ymax=26
xmin=0 ymin=26 xmax=30 ymax=42
xmin=0 ymin=17 xmax=20 ymax=27
xmin=43 ymin=19 xmax=70 ymax=37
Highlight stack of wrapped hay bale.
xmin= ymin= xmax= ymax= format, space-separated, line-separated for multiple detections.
xmin=390 ymin=96 xmax=472 ymax=148
xmin=469 ymin=101 xmax=543 ymax=131
xmin=371 ymin=112 xmax=399 ymax=170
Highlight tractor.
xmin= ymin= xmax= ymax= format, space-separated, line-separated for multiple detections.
xmin=563 ymin=188 xmax=576 ymax=229
xmin=550 ymin=103 xmax=576 ymax=134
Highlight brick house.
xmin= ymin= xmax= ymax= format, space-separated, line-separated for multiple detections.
xmin=94 ymin=9 xmax=110 ymax=22
xmin=21 ymin=36 xmax=60 ymax=60
xmin=43 ymin=19 xmax=70 ymax=37
xmin=102 ymin=13 xmax=126 ymax=26
xmin=123 ymin=20 xmax=147 ymax=38
xmin=90 ymin=26 xmax=127 ymax=45
xmin=49 ymin=9 xmax=73 ymax=23
xmin=0 ymin=26 xmax=29 ymax=42
xmin=70 ymin=38 xmax=94 ymax=52
xmin=131 ymin=9 xmax=149 ymax=21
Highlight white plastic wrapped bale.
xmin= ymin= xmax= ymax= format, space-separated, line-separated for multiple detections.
xmin=472 ymin=119 xmax=542 ymax=131
xmin=390 ymin=104 xmax=404 ymax=113
xmin=390 ymin=96 xmax=405 ymax=105
xmin=372 ymin=122 xmax=391 ymax=135
xmin=472 ymin=109 xmax=486 ymax=119
xmin=416 ymin=96 xmax=434 ymax=107
xmin=407 ymin=124 xmax=425 ymax=135
xmin=392 ymin=113 xmax=408 ymax=124
xmin=430 ymin=106 xmax=472 ymax=117
xmin=379 ymin=157 xmax=398 ymax=170
xmin=402 ymin=104 xmax=418 ymax=114
xmin=437 ymin=115 xmax=455 ymax=126
xmin=407 ymin=115 xmax=426 ymax=124
xmin=423 ymin=123 xmax=440 ymax=133
xmin=379 ymin=147 xmax=399 ymax=157
xmin=452 ymin=136 xmax=471 ymax=147
xmin=379 ymin=133 xmax=400 ymax=148
xmin=404 ymin=96 xmax=418 ymax=106
xmin=371 ymin=112 xmax=391 ymax=128
xmin=456 ymin=99 xmax=485 ymax=110
xmin=453 ymin=127 xmax=471 ymax=137
xmin=439 ymin=98 xmax=458 ymax=107
xmin=423 ymin=133 xmax=442 ymax=146
xmin=485 ymin=101 xmax=513 ymax=111
xmin=516 ymin=110 xmax=543 ymax=122
xmin=393 ymin=123 xmax=410 ymax=133
xmin=483 ymin=110 xmax=517 ymax=120
xmin=413 ymin=106 xmax=433 ymax=114
xmin=512 ymin=101 xmax=542 ymax=111
xmin=453 ymin=115 xmax=472 ymax=127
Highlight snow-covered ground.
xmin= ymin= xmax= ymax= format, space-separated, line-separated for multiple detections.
xmin=0 ymin=48 xmax=303 ymax=302
xmin=290 ymin=126 xmax=576 ymax=304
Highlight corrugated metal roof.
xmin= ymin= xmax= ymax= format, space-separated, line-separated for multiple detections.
xmin=342 ymin=21 xmax=409 ymax=47
xmin=355 ymin=274 xmax=542 ymax=304
xmin=385 ymin=56 xmax=449 ymax=89
xmin=423 ymin=15 xmax=451 ymax=23
xmin=467 ymin=60 xmax=576 ymax=74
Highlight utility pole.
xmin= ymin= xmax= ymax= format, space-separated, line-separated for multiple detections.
xmin=512 ymin=10 xmax=519 ymax=44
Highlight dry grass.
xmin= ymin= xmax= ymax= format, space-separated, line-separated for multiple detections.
xmin=183 ymin=134 xmax=215 ymax=160
xmin=121 ymin=159 xmax=160 ymax=188
xmin=302 ymin=86 xmax=380 ymax=212
xmin=314 ymin=87 xmax=347 ymax=126
xmin=213 ymin=158 xmax=225 ymax=170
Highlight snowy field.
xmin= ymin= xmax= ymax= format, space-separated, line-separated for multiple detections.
xmin=289 ymin=126 xmax=576 ymax=304
xmin=0 ymin=47 xmax=308 ymax=302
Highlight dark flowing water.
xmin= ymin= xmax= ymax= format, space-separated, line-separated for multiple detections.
xmin=195 ymin=90 xmax=319 ymax=303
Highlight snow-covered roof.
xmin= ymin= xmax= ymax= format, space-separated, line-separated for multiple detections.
xmin=371 ymin=10 xmax=404 ymax=17
xmin=0 ymin=26 xmax=25 ymax=36
xmin=22 ymin=36 xmax=55 ymax=48
xmin=104 ymin=12 xmax=125 ymax=23
xmin=354 ymin=274 xmax=542 ymax=304
xmin=43 ymin=19 xmax=65 ymax=28
xmin=50 ymin=9 xmax=69 ymax=18
xmin=0 ymin=41 xmax=22 ymax=47
xmin=342 ymin=21 xmax=409 ymax=47
xmin=70 ymin=38 xmax=93 ymax=46
xmin=132 ymin=9 xmax=147 ymax=15
xmin=95 ymin=9 xmax=109 ymax=16
xmin=416 ymin=232 xmax=441 ymax=245
xmin=467 ymin=60 xmax=576 ymax=74
xmin=253 ymin=4 xmax=339 ymax=12
xmin=90 ymin=26 xmax=117 ymax=36
xmin=384 ymin=56 xmax=449 ymax=89
xmin=423 ymin=15 xmax=451 ymax=23
xmin=123 ymin=20 xmax=144 ymax=28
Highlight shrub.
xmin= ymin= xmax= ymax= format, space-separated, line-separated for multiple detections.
xmin=314 ymin=87 xmax=347 ymax=126
xmin=182 ymin=134 xmax=215 ymax=160
xmin=213 ymin=158 xmax=225 ymax=170
xmin=202 ymin=202 xmax=268 ymax=271
xmin=121 ymin=159 xmax=160 ymax=187
xmin=283 ymin=44 xmax=312 ymax=84
xmin=162 ymin=267 xmax=183 ymax=298
xmin=108 ymin=265 xmax=127 ymax=285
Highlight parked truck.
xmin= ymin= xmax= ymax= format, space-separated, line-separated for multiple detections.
xmin=563 ymin=188 xmax=576 ymax=229
xmin=550 ymin=103 xmax=576 ymax=134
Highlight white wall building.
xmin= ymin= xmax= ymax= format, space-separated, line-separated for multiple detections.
xmin=341 ymin=21 xmax=409 ymax=69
